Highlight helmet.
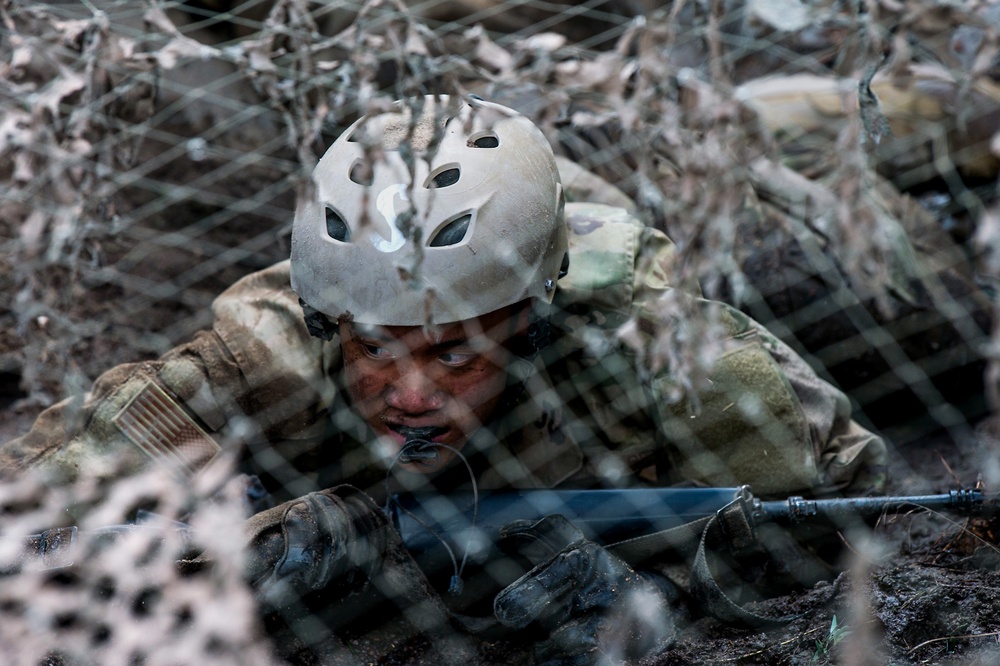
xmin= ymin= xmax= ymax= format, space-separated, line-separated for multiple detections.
xmin=290 ymin=95 xmax=568 ymax=333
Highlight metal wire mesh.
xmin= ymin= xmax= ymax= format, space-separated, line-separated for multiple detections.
xmin=1 ymin=0 xmax=999 ymax=664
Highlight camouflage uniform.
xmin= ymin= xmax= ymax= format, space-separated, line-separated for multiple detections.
xmin=0 ymin=201 xmax=886 ymax=501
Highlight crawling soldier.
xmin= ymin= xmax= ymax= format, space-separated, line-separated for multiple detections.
xmin=0 ymin=96 xmax=887 ymax=665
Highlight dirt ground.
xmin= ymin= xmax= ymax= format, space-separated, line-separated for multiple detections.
xmin=647 ymin=423 xmax=1000 ymax=666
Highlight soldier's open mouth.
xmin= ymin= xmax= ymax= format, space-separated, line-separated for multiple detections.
xmin=392 ymin=425 xmax=449 ymax=465
xmin=391 ymin=425 xmax=447 ymax=441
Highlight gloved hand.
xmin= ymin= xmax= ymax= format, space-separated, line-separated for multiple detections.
xmin=244 ymin=485 xmax=391 ymax=609
xmin=494 ymin=515 xmax=679 ymax=666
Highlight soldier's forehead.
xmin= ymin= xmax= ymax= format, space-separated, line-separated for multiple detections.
xmin=351 ymin=320 xmax=468 ymax=343
xmin=350 ymin=311 xmax=513 ymax=343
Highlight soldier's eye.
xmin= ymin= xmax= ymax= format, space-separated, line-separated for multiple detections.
xmin=362 ymin=344 xmax=393 ymax=360
xmin=439 ymin=352 xmax=474 ymax=367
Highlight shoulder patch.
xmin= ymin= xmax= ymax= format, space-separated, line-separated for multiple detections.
xmin=112 ymin=381 xmax=220 ymax=476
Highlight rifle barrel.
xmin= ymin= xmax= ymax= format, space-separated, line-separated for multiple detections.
xmin=756 ymin=488 xmax=991 ymax=526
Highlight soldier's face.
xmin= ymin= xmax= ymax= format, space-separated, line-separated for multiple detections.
xmin=340 ymin=305 xmax=524 ymax=473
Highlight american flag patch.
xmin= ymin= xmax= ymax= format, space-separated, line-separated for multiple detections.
xmin=112 ymin=381 xmax=221 ymax=475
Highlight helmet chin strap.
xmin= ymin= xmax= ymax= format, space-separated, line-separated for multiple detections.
xmin=494 ymin=300 xmax=552 ymax=416
xmin=505 ymin=298 xmax=552 ymax=361
xmin=524 ymin=312 xmax=552 ymax=359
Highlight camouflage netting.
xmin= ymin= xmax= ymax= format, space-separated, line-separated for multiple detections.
xmin=0 ymin=459 xmax=277 ymax=665
xmin=2 ymin=0 xmax=1000 ymax=664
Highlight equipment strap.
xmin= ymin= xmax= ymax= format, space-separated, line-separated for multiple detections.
xmin=609 ymin=490 xmax=795 ymax=628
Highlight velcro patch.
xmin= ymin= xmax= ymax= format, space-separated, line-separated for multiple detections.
xmin=113 ymin=381 xmax=221 ymax=476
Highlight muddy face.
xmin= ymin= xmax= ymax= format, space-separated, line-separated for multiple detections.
xmin=340 ymin=305 xmax=524 ymax=473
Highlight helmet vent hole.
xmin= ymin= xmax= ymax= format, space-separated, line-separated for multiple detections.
xmin=349 ymin=161 xmax=373 ymax=186
xmin=429 ymin=213 xmax=472 ymax=247
xmin=431 ymin=167 xmax=461 ymax=189
xmin=469 ymin=133 xmax=499 ymax=148
xmin=326 ymin=207 xmax=351 ymax=242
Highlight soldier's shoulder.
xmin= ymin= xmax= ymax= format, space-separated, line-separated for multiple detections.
xmin=557 ymin=156 xmax=636 ymax=210
xmin=219 ymin=259 xmax=292 ymax=294
xmin=557 ymin=203 xmax=648 ymax=322
xmin=208 ymin=259 xmax=320 ymax=363
xmin=212 ymin=260 xmax=295 ymax=314
xmin=563 ymin=201 xmax=643 ymax=274
xmin=564 ymin=201 xmax=639 ymax=233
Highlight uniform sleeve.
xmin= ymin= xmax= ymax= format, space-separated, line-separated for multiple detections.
xmin=629 ymin=224 xmax=888 ymax=497
xmin=0 ymin=261 xmax=334 ymax=484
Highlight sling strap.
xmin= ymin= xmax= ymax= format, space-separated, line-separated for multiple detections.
xmin=609 ymin=487 xmax=796 ymax=628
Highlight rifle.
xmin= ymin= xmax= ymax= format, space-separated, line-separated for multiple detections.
xmin=385 ymin=485 xmax=996 ymax=608
xmin=4 ymin=485 xmax=994 ymax=609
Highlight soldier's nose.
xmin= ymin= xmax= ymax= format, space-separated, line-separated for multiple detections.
xmin=385 ymin=369 xmax=445 ymax=414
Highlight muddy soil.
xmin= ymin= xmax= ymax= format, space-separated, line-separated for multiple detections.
xmin=648 ymin=424 xmax=1000 ymax=666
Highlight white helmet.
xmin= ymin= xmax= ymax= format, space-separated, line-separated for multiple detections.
xmin=290 ymin=95 xmax=568 ymax=334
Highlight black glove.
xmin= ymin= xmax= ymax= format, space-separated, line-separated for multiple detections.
xmin=244 ymin=485 xmax=391 ymax=609
xmin=494 ymin=515 xmax=679 ymax=666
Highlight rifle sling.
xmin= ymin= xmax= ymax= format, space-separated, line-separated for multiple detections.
xmin=608 ymin=499 xmax=795 ymax=628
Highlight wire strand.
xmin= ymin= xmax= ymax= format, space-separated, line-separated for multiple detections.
xmin=383 ymin=436 xmax=480 ymax=595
